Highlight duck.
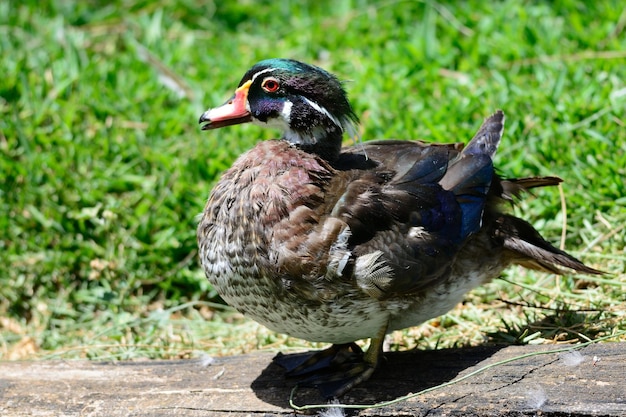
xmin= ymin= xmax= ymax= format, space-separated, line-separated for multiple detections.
xmin=197 ymin=58 xmax=601 ymax=398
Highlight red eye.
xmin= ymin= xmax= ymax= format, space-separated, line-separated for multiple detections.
xmin=261 ymin=77 xmax=280 ymax=93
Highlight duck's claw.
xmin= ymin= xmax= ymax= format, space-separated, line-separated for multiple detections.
xmin=274 ymin=341 xmax=382 ymax=399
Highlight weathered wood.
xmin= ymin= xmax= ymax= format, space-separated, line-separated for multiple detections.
xmin=1 ymin=343 xmax=624 ymax=416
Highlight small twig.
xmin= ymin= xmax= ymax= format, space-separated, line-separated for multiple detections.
xmin=599 ymin=6 xmax=626 ymax=48
xmin=581 ymin=222 xmax=625 ymax=255
xmin=430 ymin=1 xmax=474 ymax=36
xmin=558 ymin=183 xmax=567 ymax=251
xmin=497 ymin=299 xmax=605 ymax=313
xmin=507 ymin=50 xmax=626 ymax=67
xmin=565 ymin=107 xmax=613 ymax=131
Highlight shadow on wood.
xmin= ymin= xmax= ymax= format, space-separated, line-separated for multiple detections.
xmin=250 ymin=345 xmax=505 ymax=409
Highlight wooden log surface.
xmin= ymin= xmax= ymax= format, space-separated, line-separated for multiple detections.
xmin=1 ymin=342 xmax=624 ymax=416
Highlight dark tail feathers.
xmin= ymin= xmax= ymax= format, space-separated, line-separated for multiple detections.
xmin=495 ymin=214 xmax=603 ymax=275
xmin=499 ymin=176 xmax=563 ymax=201
xmin=439 ymin=110 xmax=505 ymax=238
xmin=463 ymin=109 xmax=504 ymax=157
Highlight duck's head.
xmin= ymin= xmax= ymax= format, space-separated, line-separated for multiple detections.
xmin=199 ymin=59 xmax=358 ymax=160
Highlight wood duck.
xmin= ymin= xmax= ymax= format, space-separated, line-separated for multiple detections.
xmin=197 ymin=58 xmax=601 ymax=398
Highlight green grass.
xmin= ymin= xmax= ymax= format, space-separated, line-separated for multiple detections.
xmin=1 ymin=0 xmax=625 ymax=361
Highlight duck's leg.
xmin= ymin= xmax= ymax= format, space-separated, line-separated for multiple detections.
xmin=274 ymin=342 xmax=364 ymax=377
xmin=274 ymin=325 xmax=388 ymax=398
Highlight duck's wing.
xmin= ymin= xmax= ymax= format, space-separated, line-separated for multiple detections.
xmin=269 ymin=112 xmax=506 ymax=300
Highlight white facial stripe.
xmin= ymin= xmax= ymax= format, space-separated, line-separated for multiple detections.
xmin=251 ymin=67 xmax=278 ymax=82
xmin=302 ymin=97 xmax=342 ymax=129
xmin=281 ymin=100 xmax=293 ymax=123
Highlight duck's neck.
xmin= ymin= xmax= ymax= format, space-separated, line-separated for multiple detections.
xmin=285 ymin=125 xmax=344 ymax=162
